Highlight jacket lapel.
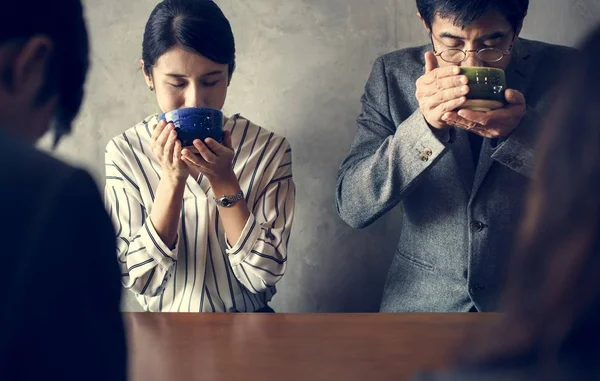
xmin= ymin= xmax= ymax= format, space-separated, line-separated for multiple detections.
xmin=505 ymin=39 xmax=534 ymax=96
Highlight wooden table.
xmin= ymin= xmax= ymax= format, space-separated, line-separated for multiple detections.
xmin=125 ymin=313 xmax=496 ymax=381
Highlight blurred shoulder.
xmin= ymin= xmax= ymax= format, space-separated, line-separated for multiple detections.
xmin=0 ymin=131 xmax=83 ymax=202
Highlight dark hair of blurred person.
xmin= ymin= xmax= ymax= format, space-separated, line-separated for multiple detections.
xmin=0 ymin=1 xmax=126 ymax=380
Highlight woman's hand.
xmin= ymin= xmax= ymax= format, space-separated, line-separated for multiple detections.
xmin=183 ymin=131 xmax=249 ymax=246
xmin=151 ymin=120 xmax=189 ymax=184
xmin=181 ymin=130 xmax=237 ymax=187
xmin=149 ymin=120 xmax=189 ymax=248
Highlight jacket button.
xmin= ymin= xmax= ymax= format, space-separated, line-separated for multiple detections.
xmin=470 ymin=221 xmax=485 ymax=232
xmin=512 ymin=158 xmax=523 ymax=168
xmin=420 ymin=148 xmax=433 ymax=162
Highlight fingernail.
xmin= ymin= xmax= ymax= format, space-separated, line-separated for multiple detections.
xmin=460 ymin=76 xmax=468 ymax=84
xmin=461 ymin=86 xmax=469 ymax=92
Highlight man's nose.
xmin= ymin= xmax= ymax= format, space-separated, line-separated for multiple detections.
xmin=461 ymin=50 xmax=485 ymax=67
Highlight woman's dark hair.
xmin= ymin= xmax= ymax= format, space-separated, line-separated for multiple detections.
xmin=1 ymin=0 xmax=89 ymax=142
xmin=416 ymin=0 xmax=529 ymax=32
xmin=142 ymin=0 xmax=236 ymax=78
xmin=463 ymin=25 xmax=600 ymax=375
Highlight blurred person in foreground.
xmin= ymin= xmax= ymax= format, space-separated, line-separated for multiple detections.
xmin=0 ymin=1 xmax=126 ymax=380
xmin=415 ymin=25 xmax=600 ymax=381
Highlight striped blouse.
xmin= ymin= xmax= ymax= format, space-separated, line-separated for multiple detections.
xmin=104 ymin=114 xmax=295 ymax=312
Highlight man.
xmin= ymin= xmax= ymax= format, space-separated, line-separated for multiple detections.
xmin=336 ymin=0 xmax=573 ymax=312
xmin=0 ymin=1 xmax=126 ymax=380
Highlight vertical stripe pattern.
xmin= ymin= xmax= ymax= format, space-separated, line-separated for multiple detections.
xmin=104 ymin=114 xmax=295 ymax=312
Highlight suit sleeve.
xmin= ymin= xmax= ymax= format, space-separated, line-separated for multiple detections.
xmin=490 ymin=106 xmax=540 ymax=178
xmin=492 ymin=45 xmax=577 ymax=179
xmin=335 ymin=56 xmax=449 ymax=229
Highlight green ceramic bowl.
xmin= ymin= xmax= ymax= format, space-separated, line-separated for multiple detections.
xmin=461 ymin=66 xmax=506 ymax=102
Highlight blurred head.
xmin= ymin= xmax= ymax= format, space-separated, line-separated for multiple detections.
xmin=0 ymin=0 xmax=89 ymax=144
xmin=141 ymin=0 xmax=236 ymax=113
xmin=416 ymin=0 xmax=529 ymax=70
xmin=466 ymin=25 xmax=600 ymax=371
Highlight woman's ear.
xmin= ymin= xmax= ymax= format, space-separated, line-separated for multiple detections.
xmin=141 ymin=59 xmax=154 ymax=90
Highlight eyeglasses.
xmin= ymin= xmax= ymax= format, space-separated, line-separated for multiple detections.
xmin=434 ymin=47 xmax=511 ymax=63
xmin=430 ymin=34 xmax=513 ymax=64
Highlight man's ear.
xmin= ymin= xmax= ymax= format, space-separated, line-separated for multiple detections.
xmin=12 ymin=36 xmax=54 ymax=100
xmin=515 ymin=23 xmax=523 ymax=39
xmin=417 ymin=12 xmax=431 ymax=34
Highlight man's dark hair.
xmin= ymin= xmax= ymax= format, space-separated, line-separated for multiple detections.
xmin=416 ymin=0 xmax=529 ymax=31
xmin=0 ymin=1 xmax=89 ymax=140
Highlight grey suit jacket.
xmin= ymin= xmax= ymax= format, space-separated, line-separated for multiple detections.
xmin=336 ymin=39 xmax=573 ymax=312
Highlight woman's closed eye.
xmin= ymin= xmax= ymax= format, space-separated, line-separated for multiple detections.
xmin=168 ymin=82 xmax=186 ymax=88
xmin=202 ymin=80 xmax=220 ymax=88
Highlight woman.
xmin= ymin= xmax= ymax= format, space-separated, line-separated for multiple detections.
xmin=415 ymin=25 xmax=600 ymax=380
xmin=105 ymin=0 xmax=295 ymax=312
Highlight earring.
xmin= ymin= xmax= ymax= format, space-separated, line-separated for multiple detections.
xmin=149 ymin=86 xmax=154 ymax=92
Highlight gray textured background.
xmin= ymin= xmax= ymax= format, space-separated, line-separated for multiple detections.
xmin=41 ymin=0 xmax=600 ymax=312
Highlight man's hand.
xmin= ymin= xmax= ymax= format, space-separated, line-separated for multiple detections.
xmin=416 ymin=51 xmax=469 ymax=129
xmin=442 ymin=89 xmax=527 ymax=138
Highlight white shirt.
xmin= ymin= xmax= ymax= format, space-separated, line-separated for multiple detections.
xmin=104 ymin=114 xmax=295 ymax=312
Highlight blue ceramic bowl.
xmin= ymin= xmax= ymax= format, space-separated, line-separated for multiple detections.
xmin=158 ymin=107 xmax=224 ymax=146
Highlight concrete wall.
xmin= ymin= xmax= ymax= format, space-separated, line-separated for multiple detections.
xmin=42 ymin=0 xmax=600 ymax=312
